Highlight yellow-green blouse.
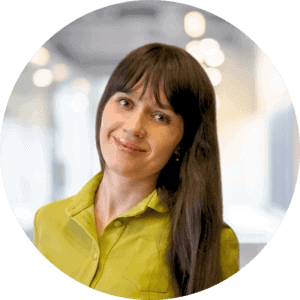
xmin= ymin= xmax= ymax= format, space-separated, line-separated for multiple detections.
xmin=34 ymin=172 xmax=239 ymax=299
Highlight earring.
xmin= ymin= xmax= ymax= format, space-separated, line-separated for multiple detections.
xmin=174 ymin=146 xmax=181 ymax=162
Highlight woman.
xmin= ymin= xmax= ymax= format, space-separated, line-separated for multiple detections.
xmin=34 ymin=43 xmax=239 ymax=299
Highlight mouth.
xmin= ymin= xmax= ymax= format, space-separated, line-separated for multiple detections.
xmin=113 ymin=137 xmax=146 ymax=153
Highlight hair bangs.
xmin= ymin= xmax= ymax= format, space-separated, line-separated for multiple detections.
xmin=109 ymin=44 xmax=205 ymax=121
xmin=119 ymin=57 xmax=167 ymax=109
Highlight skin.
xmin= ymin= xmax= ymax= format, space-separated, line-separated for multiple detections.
xmin=94 ymin=81 xmax=184 ymax=236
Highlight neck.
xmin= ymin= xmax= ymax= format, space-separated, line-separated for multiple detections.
xmin=95 ymin=169 xmax=158 ymax=220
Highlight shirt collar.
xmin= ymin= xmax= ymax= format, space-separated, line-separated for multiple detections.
xmin=65 ymin=171 xmax=168 ymax=217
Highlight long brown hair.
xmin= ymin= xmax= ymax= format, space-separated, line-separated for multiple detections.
xmin=95 ymin=43 xmax=224 ymax=297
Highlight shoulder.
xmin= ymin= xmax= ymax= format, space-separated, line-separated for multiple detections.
xmin=34 ymin=197 xmax=73 ymax=223
xmin=34 ymin=197 xmax=73 ymax=238
xmin=220 ymin=226 xmax=239 ymax=250
xmin=33 ymin=197 xmax=73 ymax=248
xmin=219 ymin=225 xmax=239 ymax=282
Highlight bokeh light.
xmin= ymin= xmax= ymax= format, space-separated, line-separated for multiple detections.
xmin=30 ymin=47 xmax=50 ymax=66
xmin=185 ymin=40 xmax=205 ymax=63
xmin=72 ymin=78 xmax=91 ymax=94
xmin=32 ymin=69 xmax=54 ymax=87
xmin=205 ymin=68 xmax=222 ymax=86
xmin=52 ymin=64 xmax=70 ymax=82
xmin=184 ymin=11 xmax=206 ymax=38
xmin=199 ymin=38 xmax=220 ymax=56
xmin=204 ymin=49 xmax=225 ymax=67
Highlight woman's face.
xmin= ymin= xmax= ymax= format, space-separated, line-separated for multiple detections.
xmin=99 ymin=81 xmax=184 ymax=180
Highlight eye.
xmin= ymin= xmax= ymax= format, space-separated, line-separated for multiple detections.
xmin=154 ymin=113 xmax=170 ymax=123
xmin=117 ymin=97 xmax=132 ymax=108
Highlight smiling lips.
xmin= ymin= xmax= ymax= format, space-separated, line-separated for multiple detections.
xmin=113 ymin=137 xmax=146 ymax=155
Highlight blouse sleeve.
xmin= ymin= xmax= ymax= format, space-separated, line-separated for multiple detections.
xmin=219 ymin=227 xmax=239 ymax=282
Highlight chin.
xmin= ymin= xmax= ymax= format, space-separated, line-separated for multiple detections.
xmin=107 ymin=164 xmax=141 ymax=177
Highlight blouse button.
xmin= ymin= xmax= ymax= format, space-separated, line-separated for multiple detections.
xmin=93 ymin=254 xmax=98 ymax=261
xmin=114 ymin=220 xmax=122 ymax=227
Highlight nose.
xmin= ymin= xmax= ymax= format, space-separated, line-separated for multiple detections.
xmin=123 ymin=110 xmax=147 ymax=139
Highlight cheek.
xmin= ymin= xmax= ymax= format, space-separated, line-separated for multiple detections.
xmin=151 ymin=133 xmax=181 ymax=161
xmin=100 ymin=105 xmax=119 ymax=139
xmin=152 ymin=125 xmax=183 ymax=164
xmin=99 ymin=109 xmax=114 ymax=153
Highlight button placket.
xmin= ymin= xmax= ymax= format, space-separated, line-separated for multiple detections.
xmin=90 ymin=219 xmax=127 ymax=289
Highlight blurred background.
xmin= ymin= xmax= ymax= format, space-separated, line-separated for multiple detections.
xmin=0 ymin=1 xmax=299 ymax=269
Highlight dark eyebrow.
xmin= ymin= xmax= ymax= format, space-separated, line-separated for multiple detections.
xmin=122 ymin=91 xmax=174 ymax=112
